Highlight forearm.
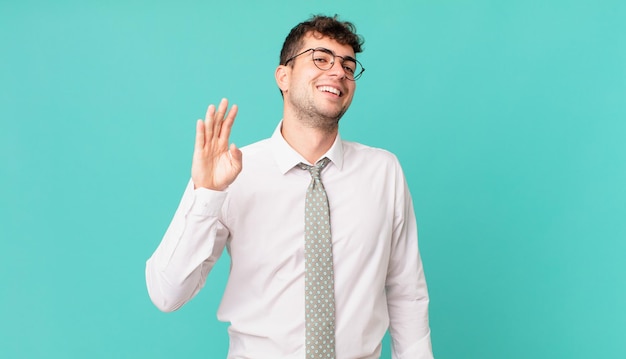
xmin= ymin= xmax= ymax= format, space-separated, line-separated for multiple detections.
xmin=387 ymin=260 xmax=432 ymax=359
xmin=386 ymin=218 xmax=431 ymax=358
xmin=145 ymin=180 xmax=229 ymax=312
xmin=387 ymin=163 xmax=433 ymax=358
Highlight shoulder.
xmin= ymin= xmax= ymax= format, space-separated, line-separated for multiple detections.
xmin=342 ymin=140 xmax=402 ymax=168
xmin=236 ymin=137 xmax=286 ymax=178
xmin=240 ymin=138 xmax=272 ymax=154
xmin=239 ymin=138 xmax=273 ymax=162
xmin=340 ymin=140 xmax=409 ymax=186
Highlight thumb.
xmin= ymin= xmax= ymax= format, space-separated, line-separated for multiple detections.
xmin=230 ymin=143 xmax=243 ymax=165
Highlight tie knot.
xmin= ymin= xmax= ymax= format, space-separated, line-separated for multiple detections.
xmin=298 ymin=157 xmax=330 ymax=180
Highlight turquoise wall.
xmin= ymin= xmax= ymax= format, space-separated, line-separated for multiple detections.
xmin=1 ymin=0 xmax=624 ymax=358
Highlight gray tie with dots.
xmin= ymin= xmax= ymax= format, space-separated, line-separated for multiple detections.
xmin=298 ymin=157 xmax=336 ymax=359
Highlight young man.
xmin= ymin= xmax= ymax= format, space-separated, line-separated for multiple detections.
xmin=146 ymin=15 xmax=433 ymax=359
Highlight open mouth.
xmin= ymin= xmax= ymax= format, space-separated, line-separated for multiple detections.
xmin=317 ymin=85 xmax=342 ymax=97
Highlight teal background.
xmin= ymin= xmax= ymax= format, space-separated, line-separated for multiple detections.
xmin=1 ymin=0 xmax=625 ymax=358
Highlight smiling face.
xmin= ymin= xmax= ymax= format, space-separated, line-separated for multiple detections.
xmin=276 ymin=32 xmax=357 ymax=131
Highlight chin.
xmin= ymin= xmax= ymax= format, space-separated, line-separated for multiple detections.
xmin=318 ymin=103 xmax=348 ymax=119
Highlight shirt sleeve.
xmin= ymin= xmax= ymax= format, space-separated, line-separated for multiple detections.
xmin=145 ymin=179 xmax=230 ymax=312
xmin=386 ymin=162 xmax=434 ymax=359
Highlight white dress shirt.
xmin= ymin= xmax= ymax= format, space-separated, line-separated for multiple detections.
xmin=146 ymin=123 xmax=433 ymax=359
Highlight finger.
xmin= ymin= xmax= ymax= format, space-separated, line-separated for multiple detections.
xmin=204 ymin=104 xmax=216 ymax=139
xmin=213 ymin=98 xmax=229 ymax=136
xmin=229 ymin=143 xmax=243 ymax=167
xmin=219 ymin=104 xmax=238 ymax=146
xmin=195 ymin=119 xmax=205 ymax=151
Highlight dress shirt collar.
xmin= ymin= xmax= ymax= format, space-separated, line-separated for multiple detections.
xmin=271 ymin=120 xmax=344 ymax=174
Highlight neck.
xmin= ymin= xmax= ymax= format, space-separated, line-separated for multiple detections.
xmin=281 ymin=116 xmax=338 ymax=164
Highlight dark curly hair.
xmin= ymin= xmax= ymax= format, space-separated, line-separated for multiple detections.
xmin=279 ymin=14 xmax=364 ymax=66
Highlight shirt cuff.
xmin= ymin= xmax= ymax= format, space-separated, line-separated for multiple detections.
xmin=189 ymin=187 xmax=228 ymax=216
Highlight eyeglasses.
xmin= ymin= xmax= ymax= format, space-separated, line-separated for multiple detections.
xmin=283 ymin=47 xmax=365 ymax=81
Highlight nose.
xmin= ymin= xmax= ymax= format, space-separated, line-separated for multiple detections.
xmin=327 ymin=59 xmax=347 ymax=79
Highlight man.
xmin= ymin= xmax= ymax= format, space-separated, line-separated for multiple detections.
xmin=146 ymin=15 xmax=433 ymax=359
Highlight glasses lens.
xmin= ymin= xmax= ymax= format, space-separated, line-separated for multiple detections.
xmin=342 ymin=60 xmax=358 ymax=79
xmin=312 ymin=49 xmax=334 ymax=70
xmin=312 ymin=48 xmax=363 ymax=80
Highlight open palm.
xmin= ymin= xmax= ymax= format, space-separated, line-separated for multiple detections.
xmin=191 ymin=98 xmax=242 ymax=191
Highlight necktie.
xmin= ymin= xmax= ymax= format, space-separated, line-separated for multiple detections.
xmin=298 ymin=158 xmax=336 ymax=359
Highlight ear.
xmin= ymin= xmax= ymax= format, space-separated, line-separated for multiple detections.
xmin=275 ymin=65 xmax=290 ymax=93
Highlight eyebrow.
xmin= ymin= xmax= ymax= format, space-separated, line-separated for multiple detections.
xmin=315 ymin=47 xmax=357 ymax=62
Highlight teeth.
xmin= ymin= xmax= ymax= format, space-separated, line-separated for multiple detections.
xmin=318 ymin=86 xmax=341 ymax=96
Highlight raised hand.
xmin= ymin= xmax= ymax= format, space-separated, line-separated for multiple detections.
xmin=192 ymin=98 xmax=242 ymax=191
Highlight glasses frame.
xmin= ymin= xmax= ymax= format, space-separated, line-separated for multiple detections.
xmin=283 ymin=47 xmax=365 ymax=81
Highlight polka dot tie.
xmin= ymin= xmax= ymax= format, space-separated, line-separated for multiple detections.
xmin=298 ymin=158 xmax=336 ymax=359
